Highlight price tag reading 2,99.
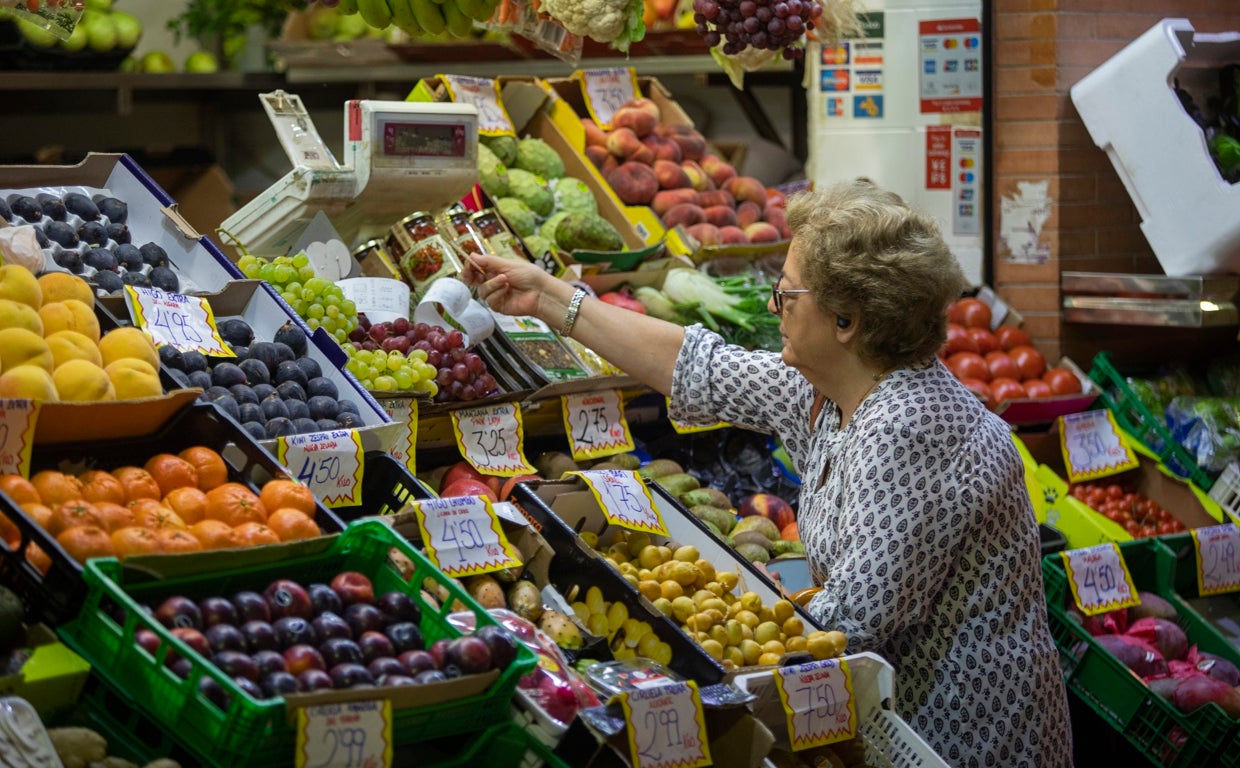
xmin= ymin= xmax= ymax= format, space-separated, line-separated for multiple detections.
xmin=295 ymin=699 xmax=391 ymax=768
xmin=1193 ymin=524 xmax=1240 ymax=596
xmin=1062 ymin=543 xmax=1140 ymax=615
xmin=451 ymin=402 xmax=536 ymax=477
xmin=773 ymin=657 xmax=858 ymax=749
xmin=276 ymin=430 xmax=364 ymax=508
xmin=0 ymin=399 xmax=40 ymax=477
xmin=619 ymin=680 xmax=711 ymax=768
xmin=571 ymin=469 xmax=667 ymax=536
xmin=125 ymin=286 xmax=233 ymax=357
xmin=411 ymin=495 xmax=523 ymax=578
xmin=1058 ymin=409 xmax=1139 ymax=484
xmin=562 ymin=389 xmax=634 ymax=462
xmin=578 ymin=67 xmax=641 ymax=130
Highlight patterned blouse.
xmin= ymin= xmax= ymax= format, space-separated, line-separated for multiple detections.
xmin=670 ymin=326 xmax=1073 ymax=767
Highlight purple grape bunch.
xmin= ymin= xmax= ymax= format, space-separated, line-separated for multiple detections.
xmin=692 ymin=0 xmax=824 ymax=59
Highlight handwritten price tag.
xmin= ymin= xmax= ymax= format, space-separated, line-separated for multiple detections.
xmin=1194 ymin=524 xmax=1240 ymax=596
xmin=295 ymin=699 xmax=391 ymax=768
xmin=666 ymin=398 xmax=729 ymax=434
xmin=412 ymin=496 xmax=523 ymax=578
xmin=377 ymin=398 xmax=417 ymax=476
xmin=562 ymin=389 xmax=634 ymax=462
xmin=1058 ymin=410 xmax=1139 ymax=484
xmin=450 ymin=402 xmax=536 ymax=477
xmin=440 ymin=75 xmax=515 ymax=136
xmin=619 ymin=680 xmax=711 ymax=768
xmin=773 ymin=658 xmax=858 ymax=749
xmin=578 ymin=68 xmax=641 ymax=129
xmin=125 ymin=286 xmax=233 ymax=357
xmin=0 ymin=399 xmax=40 ymax=476
xmin=1062 ymin=543 xmax=1140 ymax=615
xmin=571 ymin=469 xmax=666 ymax=536
xmin=276 ymin=430 xmax=364 ymax=508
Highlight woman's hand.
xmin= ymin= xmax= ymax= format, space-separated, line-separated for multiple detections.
xmin=463 ymin=252 xmax=564 ymax=321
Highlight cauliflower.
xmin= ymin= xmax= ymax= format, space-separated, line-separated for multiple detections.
xmin=541 ymin=0 xmax=627 ymax=43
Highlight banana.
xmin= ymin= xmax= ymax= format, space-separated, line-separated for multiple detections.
xmin=411 ymin=0 xmax=447 ymax=35
xmin=336 ymin=0 xmax=360 ymax=14
xmin=442 ymin=0 xmax=474 ymax=37
xmin=388 ymin=0 xmax=426 ymax=36
xmin=357 ymin=0 xmax=394 ymax=29
xmin=453 ymin=0 xmax=487 ymax=21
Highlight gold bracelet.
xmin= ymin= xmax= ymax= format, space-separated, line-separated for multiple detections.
xmin=559 ymin=288 xmax=587 ymax=337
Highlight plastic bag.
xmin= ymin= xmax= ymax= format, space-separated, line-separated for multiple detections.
xmin=1165 ymin=396 xmax=1240 ymax=473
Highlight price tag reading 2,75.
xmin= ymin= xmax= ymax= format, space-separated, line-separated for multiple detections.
xmin=562 ymin=389 xmax=634 ymax=462
xmin=295 ymin=699 xmax=391 ymax=768
xmin=276 ymin=430 xmax=364 ymax=508
xmin=773 ymin=658 xmax=858 ymax=749
xmin=0 ymin=399 xmax=40 ymax=477
xmin=124 ymin=286 xmax=233 ymax=357
xmin=1058 ymin=409 xmax=1139 ymax=484
xmin=1061 ymin=543 xmax=1140 ymax=615
xmin=619 ymin=680 xmax=711 ymax=768
xmin=451 ymin=402 xmax=536 ymax=477
xmin=1193 ymin=524 xmax=1240 ymax=596
xmin=412 ymin=496 xmax=523 ymax=578
xmin=579 ymin=67 xmax=641 ymax=129
xmin=571 ymin=469 xmax=666 ymax=536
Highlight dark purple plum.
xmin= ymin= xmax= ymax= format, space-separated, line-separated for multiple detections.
xmin=344 ymin=603 xmax=387 ymax=637
xmin=311 ymin=612 xmax=352 ymax=643
xmin=155 ymin=596 xmax=202 ymax=630
xmin=198 ymin=596 xmax=239 ymax=628
xmin=367 ymin=657 xmax=405 ymax=680
xmin=232 ymin=591 xmax=271 ymax=623
xmin=212 ymin=650 xmax=259 ymax=682
xmin=329 ymin=663 xmax=375 ymax=689
xmin=252 ymin=649 xmax=287 ymax=677
xmin=260 ymin=671 xmax=300 ymax=698
xmin=413 ymin=669 xmax=447 ymax=685
xmin=427 ymin=638 xmax=452 ymax=670
xmin=233 ymin=676 xmax=265 ymax=700
xmin=240 ymin=620 xmax=278 ymax=654
xmin=199 ymin=676 xmax=230 ymax=709
xmin=168 ymin=627 xmax=210 ymax=665
xmin=377 ymin=674 xmax=417 ymax=687
xmin=398 ymin=650 xmax=437 ymax=676
xmin=474 ymin=625 xmax=520 ymax=671
xmin=297 ymin=668 xmax=334 ymax=692
xmin=204 ymin=623 xmax=247 ymax=655
xmin=273 ymin=616 xmax=318 ymax=649
xmin=308 ymin=582 xmax=343 ymax=615
xmin=283 ymin=644 xmax=327 ymax=676
xmin=445 ymin=635 xmax=492 ymax=675
xmin=375 ymin=591 xmax=420 ymax=624
xmin=357 ymin=631 xmax=395 ymax=664
xmin=383 ymin=622 xmax=424 ymax=654
xmin=168 ymin=657 xmax=194 ymax=679
xmin=319 ymin=637 xmax=364 ymax=669
xmin=264 ymin=579 xmax=313 ymax=620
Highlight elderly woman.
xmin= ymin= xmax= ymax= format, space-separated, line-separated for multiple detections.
xmin=466 ymin=179 xmax=1072 ymax=767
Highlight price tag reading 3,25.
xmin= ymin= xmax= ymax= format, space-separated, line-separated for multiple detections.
xmin=451 ymin=402 xmax=536 ymax=477
xmin=1193 ymin=524 xmax=1240 ymax=596
xmin=411 ymin=495 xmax=523 ymax=578
xmin=1058 ymin=409 xmax=1139 ymax=484
xmin=125 ymin=286 xmax=233 ymax=357
xmin=440 ymin=75 xmax=515 ymax=136
xmin=276 ymin=430 xmax=364 ymax=508
xmin=579 ymin=67 xmax=640 ymax=129
xmin=619 ymin=680 xmax=711 ymax=768
xmin=773 ymin=658 xmax=858 ymax=749
xmin=1062 ymin=543 xmax=1140 ymax=615
xmin=571 ymin=469 xmax=666 ymax=536
xmin=562 ymin=389 xmax=634 ymax=462
xmin=295 ymin=699 xmax=391 ymax=768
xmin=0 ymin=399 xmax=40 ymax=477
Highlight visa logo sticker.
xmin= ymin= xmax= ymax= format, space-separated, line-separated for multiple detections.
xmin=854 ymin=69 xmax=882 ymax=91
xmin=853 ymin=95 xmax=883 ymax=118
xmin=820 ymin=68 xmax=850 ymax=91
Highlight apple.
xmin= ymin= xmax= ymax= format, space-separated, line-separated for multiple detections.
xmin=413 ymin=669 xmax=447 ymax=685
xmin=440 ymin=478 xmax=498 ymax=502
xmin=320 ymin=637 xmax=364 ymax=669
xmin=240 ymin=620 xmax=278 ymax=654
xmin=261 ymin=671 xmax=299 ymax=698
xmin=232 ymin=591 xmax=271 ymax=623
xmin=198 ymin=596 xmax=239 ymax=628
xmin=474 ymin=625 xmax=520 ymax=671
xmin=273 ymin=616 xmax=318 ymax=649
xmin=367 ymin=657 xmax=405 ymax=680
xmin=383 ymin=622 xmax=425 ymax=654
xmin=445 ymin=635 xmax=492 ymax=675
xmin=375 ymin=591 xmax=419 ymax=624
xmin=284 ymin=644 xmax=327 ymax=676
xmin=199 ymin=676 xmax=230 ymax=708
xmin=357 ymin=631 xmax=395 ymax=664
xmin=398 ymin=649 xmax=438 ymax=676
xmin=379 ymin=674 xmax=418 ymax=687
xmin=329 ymin=662 xmax=375 ymax=689
xmin=184 ymin=51 xmax=220 ymax=74
xmin=83 ymin=14 xmax=118 ymax=53
xmin=138 ymin=50 xmax=176 ymax=74
xmin=311 ymin=612 xmax=353 ymax=643
xmin=427 ymin=638 xmax=452 ymax=669
xmin=168 ymin=627 xmax=209 ymax=665
xmin=233 ymin=677 xmax=265 ymax=700
xmin=111 ymin=10 xmax=142 ymax=49
xmin=204 ymin=623 xmax=247 ymax=655
xmin=438 ymin=460 xmax=488 ymax=494
xmin=344 ymin=603 xmax=387 ymax=637
xmin=134 ymin=628 xmax=161 ymax=658
xmin=738 ymin=493 xmax=796 ymax=531
xmin=330 ymin=571 xmax=375 ymax=607
xmin=308 ymin=583 xmax=343 ymax=616
xmin=213 ymin=650 xmax=260 ymax=682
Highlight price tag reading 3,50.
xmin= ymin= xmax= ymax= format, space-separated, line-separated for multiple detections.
xmin=773 ymin=658 xmax=858 ymax=749
xmin=562 ymin=389 xmax=634 ymax=462
xmin=276 ymin=430 xmax=364 ymax=508
xmin=0 ymin=399 xmax=40 ymax=477
xmin=125 ymin=286 xmax=233 ymax=357
xmin=619 ymin=680 xmax=711 ymax=768
xmin=1062 ymin=543 xmax=1140 ymax=615
xmin=579 ymin=67 xmax=641 ymax=129
xmin=377 ymin=398 xmax=417 ymax=477
xmin=571 ymin=469 xmax=666 ymax=536
xmin=451 ymin=402 xmax=536 ymax=477
xmin=1058 ymin=410 xmax=1139 ymax=484
xmin=412 ymin=496 xmax=523 ymax=578
xmin=440 ymin=75 xmax=515 ymax=136
xmin=295 ymin=699 xmax=391 ymax=768
xmin=1193 ymin=524 xmax=1240 ymax=596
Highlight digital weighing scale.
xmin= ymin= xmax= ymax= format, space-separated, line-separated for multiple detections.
xmin=220 ymin=91 xmax=481 ymax=260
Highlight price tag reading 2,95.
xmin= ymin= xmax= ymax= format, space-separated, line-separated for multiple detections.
xmin=773 ymin=657 xmax=858 ymax=749
xmin=1058 ymin=409 xmax=1139 ymax=484
xmin=125 ymin=286 xmax=233 ymax=357
xmin=295 ymin=699 xmax=391 ymax=768
xmin=0 ymin=399 xmax=40 ymax=477
xmin=276 ymin=430 xmax=364 ymax=508
xmin=562 ymin=389 xmax=634 ymax=462
xmin=451 ymin=402 xmax=536 ymax=477
xmin=411 ymin=495 xmax=523 ymax=578
xmin=1062 ymin=543 xmax=1140 ymax=615
xmin=619 ymin=680 xmax=711 ymax=768
xmin=1193 ymin=524 xmax=1240 ymax=596
xmin=571 ymin=469 xmax=666 ymax=536
xmin=578 ymin=67 xmax=641 ymax=130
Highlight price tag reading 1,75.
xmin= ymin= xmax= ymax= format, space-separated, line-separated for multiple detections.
xmin=579 ymin=67 xmax=641 ymax=129
xmin=1193 ymin=524 xmax=1240 ymax=596
xmin=0 ymin=399 xmax=40 ymax=477
xmin=1061 ymin=543 xmax=1140 ymax=616
xmin=562 ymin=389 xmax=634 ymax=462
xmin=276 ymin=430 xmax=364 ymax=509
xmin=1058 ymin=409 xmax=1139 ymax=484
xmin=124 ymin=286 xmax=233 ymax=357
xmin=571 ymin=469 xmax=666 ymax=536
xmin=411 ymin=495 xmax=523 ymax=578
xmin=295 ymin=699 xmax=391 ymax=768
xmin=619 ymin=680 xmax=711 ymax=768
xmin=450 ymin=402 xmax=536 ymax=477
xmin=773 ymin=658 xmax=858 ymax=749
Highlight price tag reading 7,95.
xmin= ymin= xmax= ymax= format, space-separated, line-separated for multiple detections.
xmin=1193 ymin=524 xmax=1240 ymax=596
xmin=450 ymin=402 xmax=536 ymax=477
xmin=1062 ymin=543 xmax=1140 ymax=616
xmin=562 ymin=389 xmax=634 ymax=462
xmin=411 ymin=496 xmax=523 ymax=578
xmin=1058 ymin=409 xmax=1139 ymax=484
xmin=276 ymin=430 xmax=364 ymax=508
xmin=124 ymin=286 xmax=233 ymax=357
xmin=570 ymin=469 xmax=666 ymax=536
xmin=578 ymin=67 xmax=640 ymax=130
xmin=773 ymin=658 xmax=858 ymax=749
xmin=619 ymin=680 xmax=711 ymax=768
xmin=0 ymin=399 xmax=40 ymax=477
xmin=295 ymin=699 xmax=391 ymax=768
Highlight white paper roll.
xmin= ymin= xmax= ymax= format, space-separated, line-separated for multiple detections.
xmin=413 ymin=278 xmax=494 ymax=347
xmin=337 ymin=277 xmax=411 ymax=325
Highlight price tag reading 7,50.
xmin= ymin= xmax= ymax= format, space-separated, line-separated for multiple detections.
xmin=276 ymin=430 xmax=364 ymax=508
xmin=570 ymin=469 xmax=667 ymax=536
xmin=1058 ymin=409 xmax=1139 ymax=484
xmin=450 ymin=402 xmax=536 ymax=477
xmin=1194 ymin=524 xmax=1240 ymax=596
xmin=578 ymin=67 xmax=641 ymax=129
xmin=619 ymin=680 xmax=711 ymax=768
xmin=773 ymin=657 xmax=858 ymax=749
xmin=125 ymin=286 xmax=234 ymax=357
xmin=1062 ymin=543 xmax=1140 ymax=616
xmin=0 ymin=399 xmax=40 ymax=477
xmin=295 ymin=699 xmax=391 ymax=768
xmin=411 ymin=496 xmax=523 ymax=578
xmin=440 ymin=74 xmax=516 ymax=136
xmin=562 ymin=389 xmax=634 ymax=462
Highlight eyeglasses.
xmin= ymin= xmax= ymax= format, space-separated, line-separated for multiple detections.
xmin=771 ymin=273 xmax=810 ymax=315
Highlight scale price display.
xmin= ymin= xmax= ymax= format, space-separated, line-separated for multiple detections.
xmin=450 ymin=402 xmax=535 ymax=477
xmin=1194 ymin=524 xmax=1240 ymax=595
xmin=412 ymin=495 xmax=523 ymax=578
xmin=1062 ymin=543 xmax=1140 ymax=615
xmin=440 ymin=75 xmax=515 ymax=136
xmin=579 ymin=67 xmax=640 ymax=129
xmin=376 ymin=398 xmax=417 ymax=476
xmin=773 ymin=658 xmax=858 ymax=749
xmin=562 ymin=389 xmax=634 ymax=461
xmin=125 ymin=286 xmax=233 ymax=357
xmin=571 ymin=469 xmax=666 ymax=535
xmin=619 ymin=680 xmax=711 ymax=768
xmin=1058 ymin=409 xmax=1138 ymax=483
xmin=276 ymin=429 xmax=364 ymax=508
xmin=0 ymin=399 xmax=39 ymax=476
xmin=295 ymin=699 xmax=391 ymax=768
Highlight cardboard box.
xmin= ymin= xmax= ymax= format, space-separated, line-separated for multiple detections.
xmin=146 ymin=163 xmax=238 ymax=258
xmin=0 ymin=624 xmax=91 ymax=718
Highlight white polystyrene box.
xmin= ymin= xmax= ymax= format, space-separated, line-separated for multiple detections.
xmin=1070 ymin=19 xmax=1240 ymax=276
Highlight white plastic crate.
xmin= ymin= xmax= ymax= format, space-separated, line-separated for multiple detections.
xmin=1070 ymin=19 xmax=1240 ymax=276
xmin=1206 ymin=461 xmax=1240 ymax=524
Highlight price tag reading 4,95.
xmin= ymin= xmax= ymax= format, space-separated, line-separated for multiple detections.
xmin=579 ymin=67 xmax=640 ymax=129
xmin=295 ymin=700 xmax=391 ymax=768
xmin=571 ymin=469 xmax=666 ymax=536
xmin=451 ymin=402 xmax=536 ymax=477
xmin=125 ymin=286 xmax=233 ymax=357
xmin=1194 ymin=524 xmax=1240 ymax=596
xmin=1058 ymin=409 xmax=1139 ymax=484
xmin=276 ymin=430 xmax=364 ymax=508
xmin=562 ymin=389 xmax=634 ymax=462
xmin=1062 ymin=543 xmax=1140 ymax=615
xmin=619 ymin=680 xmax=711 ymax=768
xmin=773 ymin=658 xmax=858 ymax=749
xmin=0 ymin=399 xmax=40 ymax=477
xmin=412 ymin=495 xmax=522 ymax=578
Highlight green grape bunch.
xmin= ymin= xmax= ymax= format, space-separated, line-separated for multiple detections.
xmin=236 ymin=252 xmax=359 ymax=345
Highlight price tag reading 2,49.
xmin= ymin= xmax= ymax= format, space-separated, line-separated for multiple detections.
xmin=773 ymin=657 xmax=858 ymax=749
xmin=124 ymin=286 xmax=233 ymax=357
xmin=619 ymin=680 xmax=711 ymax=768
xmin=451 ymin=402 xmax=536 ymax=477
xmin=295 ymin=699 xmax=391 ymax=768
xmin=562 ymin=389 xmax=634 ymax=462
xmin=1193 ymin=524 xmax=1240 ymax=596
xmin=276 ymin=430 xmax=364 ymax=508
xmin=572 ymin=469 xmax=666 ymax=536
xmin=1062 ymin=543 xmax=1140 ymax=615
xmin=0 ymin=399 xmax=40 ymax=477
xmin=579 ymin=67 xmax=641 ymax=129
xmin=1058 ymin=409 xmax=1139 ymax=484
xmin=411 ymin=496 xmax=523 ymax=578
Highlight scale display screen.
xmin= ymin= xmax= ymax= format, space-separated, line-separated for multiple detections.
xmin=382 ymin=121 xmax=467 ymax=158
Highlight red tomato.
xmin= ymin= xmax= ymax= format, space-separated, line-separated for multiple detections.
xmin=1023 ymin=379 xmax=1052 ymax=398
xmin=1008 ymin=345 xmax=1047 ymax=379
xmin=947 ymin=300 xmax=967 ymax=326
xmin=955 ymin=298 xmax=992 ymax=330
xmin=994 ymin=325 xmax=1032 ymax=351
xmin=1043 ymin=367 xmax=1082 ymax=395
xmin=943 ymin=323 xmax=978 ymax=356
xmin=984 ymin=351 xmax=1021 ymax=381
xmin=968 ymin=327 xmax=999 ymax=355
xmin=989 ymin=377 xmax=1027 ymax=403
xmin=959 ymin=377 xmax=992 ymax=404
xmin=947 ymin=352 xmax=990 ymax=382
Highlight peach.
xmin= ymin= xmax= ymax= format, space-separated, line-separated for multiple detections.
xmin=661 ymin=203 xmax=706 ymax=229
xmin=627 ymin=143 xmax=656 ymax=165
xmin=582 ymin=118 xmax=608 ymax=148
xmin=653 ymin=159 xmax=691 ymax=190
xmin=622 ymin=97 xmax=662 ymax=123
xmin=702 ymin=205 xmax=738 ymax=228
xmin=606 ymin=127 xmax=642 ymax=159
xmin=697 ymin=189 xmax=735 ymax=209
xmin=700 ymin=154 xmax=737 ymax=187
xmin=744 ymin=222 xmax=782 ymax=243
xmin=736 ymin=200 xmax=763 ymax=228
xmin=685 ymin=223 xmax=722 ymax=247
xmin=600 ymin=153 xmax=620 ymax=176
xmin=652 ymin=188 xmax=700 ymax=216
xmin=606 ymin=162 xmax=660 ymax=205
xmin=612 ymin=106 xmax=657 ymax=138
xmin=764 ymin=205 xmax=788 ymax=234
xmin=719 ymin=226 xmax=749 ymax=245
xmin=681 ymin=160 xmax=711 ymax=192
xmin=765 ymin=188 xmax=787 ymax=207
xmin=642 ymin=133 xmax=682 ymax=163
xmin=585 ymin=145 xmax=610 ymax=171
xmin=658 ymin=124 xmax=707 ymax=161
xmin=724 ymin=176 xmax=767 ymax=207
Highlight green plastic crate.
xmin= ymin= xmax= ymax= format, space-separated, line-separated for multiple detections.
xmin=56 ymin=519 xmax=536 ymax=768
xmin=402 ymin=720 xmax=571 ymax=768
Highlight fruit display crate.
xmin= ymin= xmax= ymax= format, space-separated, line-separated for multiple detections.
xmin=58 ymin=670 xmax=203 ymax=767
xmin=0 ymin=402 xmax=347 ymax=627
xmin=332 ymin=450 xmax=436 ymax=522
xmin=1042 ymin=539 xmax=1240 ymax=767
xmin=55 ymin=519 xmax=538 ymax=768
xmin=402 ymin=719 xmax=571 ymax=768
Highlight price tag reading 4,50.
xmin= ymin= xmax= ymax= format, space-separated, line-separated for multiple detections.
xmin=579 ymin=67 xmax=640 ymax=129
xmin=773 ymin=658 xmax=858 ymax=749
xmin=295 ymin=699 xmax=391 ymax=768
xmin=571 ymin=469 xmax=666 ymax=536
xmin=562 ymin=389 xmax=634 ymax=462
xmin=1058 ymin=410 xmax=1139 ymax=484
xmin=411 ymin=496 xmax=523 ymax=578
xmin=0 ymin=399 xmax=40 ymax=477
xmin=619 ymin=680 xmax=711 ymax=768
xmin=1062 ymin=543 xmax=1140 ymax=615
xmin=125 ymin=286 xmax=233 ymax=357
xmin=276 ymin=430 xmax=364 ymax=508
xmin=440 ymin=74 xmax=515 ymax=136
xmin=1194 ymin=524 xmax=1240 ymax=596
xmin=451 ymin=402 xmax=536 ymax=477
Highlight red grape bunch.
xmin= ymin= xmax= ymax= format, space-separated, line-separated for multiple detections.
xmin=692 ymin=0 xmax=824 ymax=59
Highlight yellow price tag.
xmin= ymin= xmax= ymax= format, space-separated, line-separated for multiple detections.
xmin=773 ymin=657 xmax=858 ymax=749
xmin=0 ymin=399 xmax=40 ymax=477
xmin=125 ymin=286 xmax=233 ymax=356
xmin=1058 ymin=410 xmax=1139 ymax=484
xmin=576 ymin=67 xmax=642 ymax=130
xmin=412 ymin=495 xmax=523 ymax=578
xmin=450 ymin=402 xmax=536 ymax=477
xmin=1193 ymin=524 xmax=1240 ymax=596
xmin=1062 ymin=543 xmax=1140 ymax=615
xmin=440 ymin=74 xmax=515 ymax=136
xmin=295 ymin=699 xmax=391 ymax=768
xmin=619 ymin=680 xmax=711 ymax=768
xmin=570 ymin=469 xmax=667 ymax=536
xmin=377 ymin=397 xmax=417 ymax=476
xmin=276 ymin=429 xmax=365 ymax=508
xmin=562 ymin=389 xmax=635 ymax=462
